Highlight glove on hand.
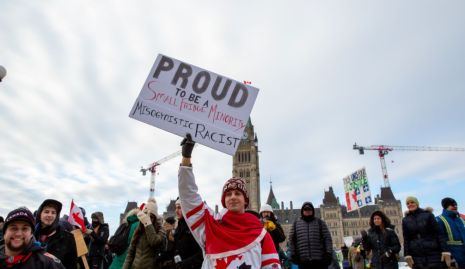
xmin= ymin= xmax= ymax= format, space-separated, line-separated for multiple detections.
xmin=263 ymin=220 xmax=276 ymax=231
xmin=404 ymin=256 xmax=414 ymax=268
xmin=137 ymin=211 xmax=152 ymax=227
xmin=381 ymin=251 xmax=392 ymax=263
xmin=441 ymin=252 xmax=451 ymax=267
xmin=180 ymin=133 xmax=195 ymax=158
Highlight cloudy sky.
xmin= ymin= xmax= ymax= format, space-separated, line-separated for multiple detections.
xmin=1 ymin=1 xmax=465 ymax=233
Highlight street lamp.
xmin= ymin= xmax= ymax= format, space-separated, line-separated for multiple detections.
xmin=0 ymin=65 xmax=6 ymax=82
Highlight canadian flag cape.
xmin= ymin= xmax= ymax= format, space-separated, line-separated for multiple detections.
xmin=204 ymin=210 xmax=265 ymax=256
xmin=68 ymin=199 xmax=86 ymax=232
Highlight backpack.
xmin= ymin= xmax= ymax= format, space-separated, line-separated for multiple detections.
xmin=108 ymin=222 xmax=131 ymax=255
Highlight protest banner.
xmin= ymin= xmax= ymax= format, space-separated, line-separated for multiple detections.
xmin=71 ymin=229 xmax=89 ymax=269
xmin=343 ymin=167 xmax=372 ymax=212
xmin=129 ymin=54 xmax=259 ymax=155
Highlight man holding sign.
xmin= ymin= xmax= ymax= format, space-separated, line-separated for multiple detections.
xmin=177 ymin=134 xmax=281 ymax=269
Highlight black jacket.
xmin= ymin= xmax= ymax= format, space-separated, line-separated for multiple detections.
xmin=0 ymin=240 xmax=65 ymax=269
xmin=173 ymin=218 xmax=203 ymax=269
xmin=262 ymin=215 xmax=286 ymax=252
xmin=88 ymin=223 xmax=110 ymax=258
xmin=288 ymin=202 xmax=333 ymax=264
xmin=37 ymin=225 xmax=77 ymax=269
xmin=402 ymin=208 xmax=447 ymax=265
xmin=363 ymin=226 xmax=401 ymax=269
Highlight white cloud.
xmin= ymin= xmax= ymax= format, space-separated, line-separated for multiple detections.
xmin=1 ymin=1 xmax=465 ymax=233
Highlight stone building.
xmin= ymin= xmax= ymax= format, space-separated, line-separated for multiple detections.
xmin=266 ymin=184 xmax=404 ymax=250
xmin=232 ymin=118 xmax=404 ymax=249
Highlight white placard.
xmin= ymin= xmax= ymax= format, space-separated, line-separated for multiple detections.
xmin=343 ymin=167 xmax=372 ymax=212
xmin=129 ymin=54 xmax=259 ymax=155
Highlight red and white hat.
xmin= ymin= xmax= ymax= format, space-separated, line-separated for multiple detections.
xmin=221 ymin=177 xmax=249 ymax=208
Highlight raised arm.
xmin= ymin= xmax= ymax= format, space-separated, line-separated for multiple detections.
xmin=178 ymin=133 xmax=211 ymax=249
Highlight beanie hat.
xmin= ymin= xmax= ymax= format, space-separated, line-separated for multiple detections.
xmin=406 ymin=196 xmax=419 ymax=207
xmin=3 ymin=207 xmax=35 ymax=232
xmin=221 ymin=177 xmax=249 ymax=208
xmin=259 ymin=204 xmax=273 ymax=214
xmin=441 ymin=197 xmax=457 ymax=209
xmin=144 ymin=198 xmax=159 ymax=217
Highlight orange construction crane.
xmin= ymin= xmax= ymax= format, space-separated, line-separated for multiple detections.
xmin=353 ymin=143 xmax=465 ymax=187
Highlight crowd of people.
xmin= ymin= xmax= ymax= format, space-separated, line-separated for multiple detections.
xmin=1 ymin=135 xmax=464 ymax=269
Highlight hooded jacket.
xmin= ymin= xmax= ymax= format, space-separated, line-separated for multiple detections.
xmin=109 ymin=209 xmax=140 ymax=269
xmin=362 ymin=211 xmax=401 ymax=269
xmin=34 ymin=199 xmax=77 ymax=269
xmin=88 ymin=212 xmax=110 ymax=259
xmin=288 ymin=202 xmax=333 ymax=264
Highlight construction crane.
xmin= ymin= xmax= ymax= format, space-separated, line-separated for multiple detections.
xmin=140 ymin=149 xmax=182 ymax=199
xmin=353 ymin=143 xmax=465 ymax=187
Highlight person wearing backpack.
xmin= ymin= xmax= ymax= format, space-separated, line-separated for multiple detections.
xmin=109 ymin=208 xmax=140 ymax=269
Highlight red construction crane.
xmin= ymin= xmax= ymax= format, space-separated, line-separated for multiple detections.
xmin=140 ymin=149 xmax=182 ymax=199
xmin=353 ymin=143 xmax=465 ymax=187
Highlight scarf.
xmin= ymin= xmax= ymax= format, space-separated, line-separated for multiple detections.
xmin=204 ymin=210 xmax=265 ymax=258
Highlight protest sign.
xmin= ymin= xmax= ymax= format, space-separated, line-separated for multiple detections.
xmin=129 ymin=54 xmax=259 ymax=155
xmin=343 ymin=167 xmax=372 ymax=212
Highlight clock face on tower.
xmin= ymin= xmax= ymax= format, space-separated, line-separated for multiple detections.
xmin=242 ymin=131 xmax=248 ymax=139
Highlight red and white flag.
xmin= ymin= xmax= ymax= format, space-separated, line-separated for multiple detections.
xmin=68 ymin=199 xmax=86 ymax=232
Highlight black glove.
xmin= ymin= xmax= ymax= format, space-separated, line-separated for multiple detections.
xmin=180 ymin=133 xmax=195 ymax=158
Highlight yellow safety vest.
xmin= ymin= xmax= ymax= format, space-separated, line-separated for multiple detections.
xmin=438 ymin=215 xmax=465 ymax=246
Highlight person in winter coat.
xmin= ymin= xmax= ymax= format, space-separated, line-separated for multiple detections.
xmin=34 ymin=199 xmax=77 ymax=269
xmin=0 ymin=207 xmax=65 ymax=269
xmin=109 ymin=208 xmax=140 ymax=269
xmin=436 ymin=197 xmax=465 ymax=268
xmin=178 ymin=134 xmax=281 ymax=269
xmin=260 ymin=204 xmax=286 ymax=254
xmin=86 ymin=211 xmax=110 ymax=269
xmin=288 ymin=202 xmax=333 ymax=269
xmin=348 ymin=238 xmax=365 ymax=269
xmin=123 ymin=198 xmax=166 ymax=269
xmin=162 ymin=198 xmax=203 ymax=269
xmin=361 ymin=210 xmax=401 ymax=269
xmin=402 ymin=196 xmax=448 ymax=269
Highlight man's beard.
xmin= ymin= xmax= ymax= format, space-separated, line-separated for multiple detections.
xmin=6 ymin=238 xmax=29 ymax=253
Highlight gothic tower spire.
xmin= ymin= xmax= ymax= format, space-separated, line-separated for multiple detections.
xmin=232 ymin=117 xmax=260 ymax=212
